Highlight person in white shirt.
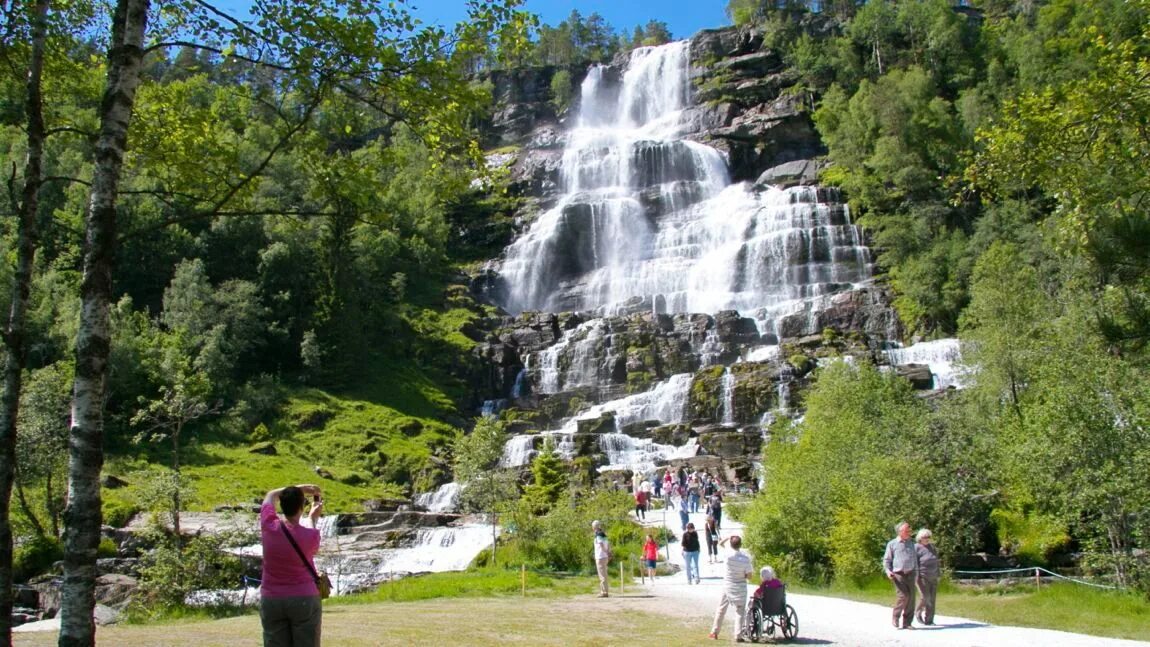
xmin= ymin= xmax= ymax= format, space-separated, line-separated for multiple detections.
xmin=592 ymin=520 xmax=612 ymax=597
xmin=709 ymin=535 xmax=754 ymax=641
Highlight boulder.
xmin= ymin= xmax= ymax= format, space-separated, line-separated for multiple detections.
xmin=754 ymin=159 xmax=822 ymax=189
xmin=94 ymin=573 xmax=137 ymax=608
xmin=249 ymin=441 xmax=277 ymax=455
xmin=896 ymin=364 xmax=935 ymax=390
xmin=93 ymin=604 xmax=121 ymax=626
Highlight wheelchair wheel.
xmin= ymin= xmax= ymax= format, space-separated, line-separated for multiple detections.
xmin=748 ymin=606 xmax=764 ymax=642
xmin=781 ymin=604 xmax=798 ymax=640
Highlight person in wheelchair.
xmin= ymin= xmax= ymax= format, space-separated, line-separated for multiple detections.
xmin=751 ymin=566 xmax=783 ymax=601
xmin=745 ymin=566 xmax=798 ymax=641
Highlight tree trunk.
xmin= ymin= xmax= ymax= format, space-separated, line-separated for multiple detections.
xmin=0 ymin=0 xmax=49 ymax=642
xmin=171 ymin=422 xmax=181 ymax=540
xmin=60 ymin=0 xmax=149 ymax=644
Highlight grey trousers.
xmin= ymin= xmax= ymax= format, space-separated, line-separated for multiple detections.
xmin=596 ymin=557 xmax=610 ymax=595
xmin=711 ymin=589 xmax=748 ymax=639
xmin=917 ymin=574 xmax=939 ymax=624
xmin=261 ymin=595 xmax=322 ymax=647
xmin=891 ymin=571 xmax=916 ymax=628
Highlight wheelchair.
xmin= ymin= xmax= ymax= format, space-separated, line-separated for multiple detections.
xmin=745 ymin=585 xmax=798 ymax=642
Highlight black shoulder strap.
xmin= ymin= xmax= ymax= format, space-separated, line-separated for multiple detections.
xmin=282 ymin=523 xmax=321 ymax=584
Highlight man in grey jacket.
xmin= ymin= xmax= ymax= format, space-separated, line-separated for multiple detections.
xmin=882 ymin=521 xmax=919 ymax=629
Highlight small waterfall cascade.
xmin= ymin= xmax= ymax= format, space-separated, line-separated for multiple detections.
xmin=886 ymin=338 xmax=963 ymax=389
xmin=480 ymin=399 xmax=507 ymax=417
xmin=317 ymin=523 xmax=496 ymax=596
xmin=719 ymin=367 xmax=736 ymax=425
xmin=560 ymin=373 xmax=693 ymax=435
xmin=536 ymin=319 xmax=609 ymax=394
xmin=497 ymin=40 xmax=873 ymax=334
xmin=599 ymin=433 xmax=699 ymax=474
xmin=414 ymin=482 xmax=461 ymax=513
xmin=314 ymin=515 xmax=339 ymax=538
xmin=500 ymin=435 xmax=536 ymax=468
xmin=371 ymin=525 xmax=494 ymax=574
xmin=699 ymin=329 xmax=724 ymax=367
xmin=510 ymin=368 xmax=528 ymax=399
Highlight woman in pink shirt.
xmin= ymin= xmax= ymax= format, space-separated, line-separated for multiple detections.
xmin=260 ymin=483 xmax=324 ymax=646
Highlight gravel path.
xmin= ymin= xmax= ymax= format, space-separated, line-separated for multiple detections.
xmin=625 ymin=503 xmax=1149 ymax=646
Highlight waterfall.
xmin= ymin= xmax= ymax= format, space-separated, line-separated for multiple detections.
xmin=313 ymin=515 xmax=339 ymax=538
xmin=373 ymin=525 xmax=494 ymax=574
xmin=886 ymin=338 xmax=964 ymax=389
xmin=535 ymin=319 xmax=608 ymax=394
xmin=720 ymin=367 xmax=736 ymax=425
xmin=497 ymin=40 xmax=873 ymax=334
xmin=414 ymin=482 xmax=461 ymax=513
xmin=500 ymin=435 xmax=536 ymax=468
xmin=561 ymin=373 xmax=693 ymax=434
xmin=480 ymin=399 xmax=507 ymax=417
xmin=510 ymin=368 xmax=528 ymax=399
xmin=599 ymin=433 xmax=698 ymax=473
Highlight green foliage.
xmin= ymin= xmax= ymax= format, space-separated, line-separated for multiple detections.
xmin=13 ymin=535 xmax=63 ymax=582
xmin=523 ymin=437 xmax=567 ymax=513
xmin=505 ymin=490 xmax=637 ymax=573
xmin=102 ymin=497 xmax=141 ymax=530
xmin=744 ymin=360 xmax=994 ymax=584
xmin=989 ymin=507 xmax=1070 ymax=565
xmin=549 ymin=69 xmax=573 ymax=113
xmin=127 ymin=530 xmax=253 ymax=619
xmin=455 ymin=417 xmax=519 ymax=514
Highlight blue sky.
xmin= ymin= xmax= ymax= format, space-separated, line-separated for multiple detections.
xmin=214 ymin=1 xmax=731 ymax=42
xmin=423 ymin=0 xmax=731 ymax=40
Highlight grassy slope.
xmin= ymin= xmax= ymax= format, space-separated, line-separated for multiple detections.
xmin=102 ymin=301 xmax=486 ymax=518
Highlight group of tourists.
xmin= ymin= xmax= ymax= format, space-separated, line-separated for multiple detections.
xmin=882 ymin=521 xmax=941 ymax=629
xmin=601 ymin=488 xmax=948 ymax=641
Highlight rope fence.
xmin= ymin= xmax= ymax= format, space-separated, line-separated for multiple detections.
xmin=952 ymin=566 xmax=1117 ymax=590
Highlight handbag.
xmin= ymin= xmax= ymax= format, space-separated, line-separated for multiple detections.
xmin=282 ymin=523 xmax=331 ymax=599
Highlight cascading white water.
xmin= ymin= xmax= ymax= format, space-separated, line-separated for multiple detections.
xmin=719 ymin=367 xmax=736 ymax=425
xmin=414 ymin=482 xmax=461 ymax=513
xmin=886 ymin=338 xmax=964 ymax=389
xmin=536 ymin=319 xmax=611 ymax=394
xmin=500 ymin=435 xmax=536 ymax=467
xmin=497 ymin=41 xmax=873 ymax=334
xmin=561 ymin=373 xmax=693 ymax=434
xmin=599 ymin=433 xmax=698 ymax=474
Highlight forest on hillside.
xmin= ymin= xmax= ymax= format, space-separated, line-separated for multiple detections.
xmin=723 ymin=0 xmax=1150 ymax=596
xmin=0 ymin=0 xmax=1148 ymax=639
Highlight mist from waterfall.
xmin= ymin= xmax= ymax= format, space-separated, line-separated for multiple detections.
xmin=497 ymin=40 xmax=873 ymax=334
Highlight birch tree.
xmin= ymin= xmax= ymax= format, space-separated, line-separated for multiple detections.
xmin=52 ymin=0 xmax=527 ymax=642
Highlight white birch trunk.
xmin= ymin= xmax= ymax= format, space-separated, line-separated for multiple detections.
xmin=60 ymin=0 xmax=149 ymax=644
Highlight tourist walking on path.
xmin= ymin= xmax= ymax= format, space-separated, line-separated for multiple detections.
xmin=682 ymin=522 xmax=701 ymax=584
xmin=705 ymin=515 xmax=720 ymax=563
xmin=915 ymin=528 xmax=940 ymax=625
xmin=593 ymin=520 xmax=612 ymax=597
xmin=882 ymin=521 xmax=920 ymax=629
xmin=708 ymin=535 xmax=754 ymax=641
xmin=643 ymin=534 xmax=659 ymax=583
xmin=260 ymin=483 xmax=324 ymax=647
xmin=635 ymin=488 xmax=648 ymax=520
xmin=678 ymin=488 xmax=690 ymax=530
xmin=688 ymin=473 xmax=701 ymax=512
xmin=707 ymin=493 xmax=723 ymax=530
